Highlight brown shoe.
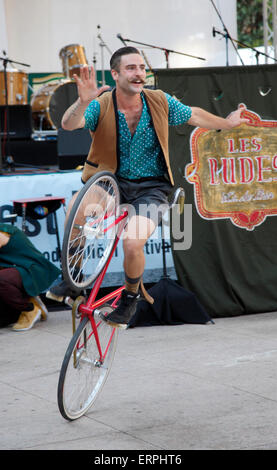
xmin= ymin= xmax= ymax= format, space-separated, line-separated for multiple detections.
xmin=12 ymin=305 xmax=41 ymax=331
xmin=31 ymin=296 xmax=48 ymax=321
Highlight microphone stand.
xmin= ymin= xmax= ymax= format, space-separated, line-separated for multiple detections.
xmin=210 ymin=0 xmax=244 ymax=66
xmin=0 ymin=55 xmax=30 ymax=172
xmin=117 ymin=36 xmax=206 ymax=68
xmin=213 ymin=27 xmax=277 ymax=65
xmin=97 ymin=25 xmax=112 ymax=86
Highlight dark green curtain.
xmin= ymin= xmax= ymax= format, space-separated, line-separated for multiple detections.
xmin=155 ymin=64 xmax=277 ymax=317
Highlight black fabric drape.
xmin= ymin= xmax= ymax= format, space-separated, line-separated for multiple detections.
xmin=129 ymin=278 xmax=211 ymax=327
xmin=155 ymin=64 xmax=277 ymax=317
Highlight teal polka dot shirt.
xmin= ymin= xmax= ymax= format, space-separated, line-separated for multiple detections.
xmin=84 ymin=92 xmax=192 ymax=179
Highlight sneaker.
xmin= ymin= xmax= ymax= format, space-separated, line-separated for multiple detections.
xmin=46 ymin=280 xmax=81 ymax=302
xmin=99 ymin=289 xmax=141 ymax=329
xmin=12 ymin=305 xmax=42 ymax=332
xmin=31 ymin=296 xmax=48 ymax=321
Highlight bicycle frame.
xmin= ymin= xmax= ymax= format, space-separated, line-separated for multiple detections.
xmin=72 ymin=208 xmax=128 ymax=364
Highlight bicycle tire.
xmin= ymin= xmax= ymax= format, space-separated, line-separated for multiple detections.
xmin=57 ymin=305 xmax=118 ymax=421
xmin=62 ymin=171 xmax=121 ymax=290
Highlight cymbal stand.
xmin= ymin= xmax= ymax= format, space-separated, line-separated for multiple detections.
xmin=0 ymin=54 xmax=30 ymax=172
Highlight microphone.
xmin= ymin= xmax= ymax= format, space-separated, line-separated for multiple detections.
xmin=117 ymin=33 xmax=127 ymax=46
xmin=212 ymin=27 xmax=216 ymax=37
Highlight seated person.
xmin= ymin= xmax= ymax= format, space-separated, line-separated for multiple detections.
xmin=0 ymin=223 xmax=61 ymax=331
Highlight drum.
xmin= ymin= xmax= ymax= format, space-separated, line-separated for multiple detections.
xmin=31 ymin=80 xmax=78 ymax=130
xmin=0 ymin=69 xmax=28 ymax=105
xmin=59 ymin=44 xmax=88 ymax=79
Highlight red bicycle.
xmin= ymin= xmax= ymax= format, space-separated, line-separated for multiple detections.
xmin=57 ymin=171 xmax=128 ymax=421
xmin=57 ymin=171 xmax=184 ymax=421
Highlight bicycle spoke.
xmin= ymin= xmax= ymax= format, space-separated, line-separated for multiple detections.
xmin=62 ymin=172 xmax=122 ymax=290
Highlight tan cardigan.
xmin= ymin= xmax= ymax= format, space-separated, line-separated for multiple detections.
xmin=81 ymin=88 xmax=174 ymax=186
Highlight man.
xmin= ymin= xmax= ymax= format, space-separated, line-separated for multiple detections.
xmin=49 ymin=46 xmax=247 ymax=329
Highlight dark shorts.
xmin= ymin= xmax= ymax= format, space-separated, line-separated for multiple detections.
xmin=117 ymin=176 xmax=172 ymax=226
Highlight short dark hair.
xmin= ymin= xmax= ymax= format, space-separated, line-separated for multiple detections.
xmin=110 ymin=46 xmax=141 ymax=72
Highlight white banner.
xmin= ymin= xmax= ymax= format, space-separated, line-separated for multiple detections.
xmin=0 ymin=170 xmax=176 ymax=286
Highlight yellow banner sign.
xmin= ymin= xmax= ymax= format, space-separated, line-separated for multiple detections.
xmin=185 ymin=104 xmax=277 ymax=230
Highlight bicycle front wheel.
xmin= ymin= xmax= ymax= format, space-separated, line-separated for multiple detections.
xmin=62 ymin=171 xmax=121 ymax=291
xmin=57 ymin=305 xmax=118 ymax=421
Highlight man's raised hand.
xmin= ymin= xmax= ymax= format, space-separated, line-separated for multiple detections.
xmin=73 ymin=65 xmax=110 ymax=105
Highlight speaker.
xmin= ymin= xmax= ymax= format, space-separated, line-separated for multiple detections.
xmin=57 ymin=128 xmax=92 ymax=170
xmin=0 ymin=105 xmax=32 ymax=139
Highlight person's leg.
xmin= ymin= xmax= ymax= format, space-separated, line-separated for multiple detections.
xmin=100 ymin=214 xmax=156 ymax=329
xmin=118 ymin=178 xmax=171 ymax=293
xmin=100 ymin=177 xmax=172 ymax=328
xmin=122 ymin=214 xmax=156 ymax=292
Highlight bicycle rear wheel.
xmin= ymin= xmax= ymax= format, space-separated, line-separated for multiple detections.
xmin=57 ymin=304 xmax=118 ymax=421
xmin=62 ymin=171 xmax=121 ymax=291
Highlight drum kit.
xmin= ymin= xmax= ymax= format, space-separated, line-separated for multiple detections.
xmin=0 ymin=44 xmax=88 ymax=132
xmin=31 ymin=44 xmax=89 ymax=130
